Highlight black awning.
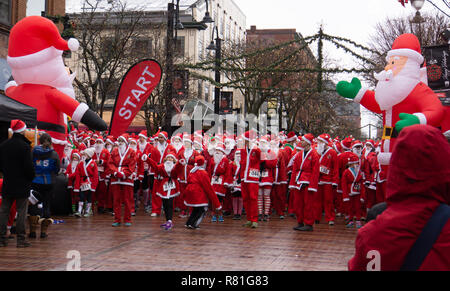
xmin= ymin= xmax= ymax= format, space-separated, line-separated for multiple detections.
xmin=0 ymin=93 xmax=37 ymax=128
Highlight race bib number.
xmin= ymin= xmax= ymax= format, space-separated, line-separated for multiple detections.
xmin=213 ymin=176 xmax=223 ymax=185
xmin=163 ymin=181 xmax=176 ymax=192
xmin=80 ymin=183 xmax=91 ymax=192
xmin=320 ymin=166 xmax=330 ymax=175
xmin=249 ymin=169 xmax=260 ymax=178
xmin=261 ymin=170 xmax=269 ymax=178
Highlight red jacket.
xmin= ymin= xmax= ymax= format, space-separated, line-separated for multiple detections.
xmin=337 ymin=150 xmax=353 ymax=193
xmin=146 ymin=158 xmax=182 ymax=199
xmin=184 ymin=167 xmax=221 ymax=209
xmin=273 ymin=150 xmax=288 ymax=185
xmin=348 ymin=125 xmax=450 ymax=271
xmin=341 ymin=166 xmax=365 ymax=202
xmin=318 ymin=147 xmax=339 ymax=186
xmin=74 ymin=159 xmax=99 ymax=192
xmin=177 ymin=148 xmax=199 ymax=184
xmin=225 ymin=161 xmax=242 ymax=192
xmin=208 ymin=157 xmax=230 ymax=197
xmin=239 ymin=147 xmax=262 ymax=184
xmin=107 ymin=147 xmax=137 ymax=187
xmin=288 ymin=148 xmax=320 ymax=192
xmin=66 ymin=161 xmax=78 ymax=189
xmin=259 ymin=150 xmax=278 ymax=187
xmin=93 ymin=149 xmax=110 ymax=181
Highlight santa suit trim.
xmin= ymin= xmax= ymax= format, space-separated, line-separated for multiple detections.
xmin=4 ymin=81 xmax=17 ymax=91
xmin=413 ymin=112 xmax=427 ymax=125
xmin=354 ymin=87 xmax=368 ymax=104
xmin=72 ymin=103 xmax=89 ymax=123
xmin=184 ymin=202 xmax=209 ymax=207
xmin=386 ymin=48 xmax=424 ymax=65
xmin=7 ymin=46 xmax=61 ymax=69
xmin=156 ymin=192 xmax=180 ymax=199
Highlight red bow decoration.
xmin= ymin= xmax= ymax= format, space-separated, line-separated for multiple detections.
xmin=398 ymin=0 xmax=409 ymax=7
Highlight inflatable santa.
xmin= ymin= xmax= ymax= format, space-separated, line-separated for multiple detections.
xmin=336 ymin=33 xmax=445 ymax=165
xmin=4 ymin=16 xmax=107 ymax=159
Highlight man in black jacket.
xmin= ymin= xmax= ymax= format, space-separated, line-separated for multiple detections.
xmin=0 ymin=120 xmax=35 ymax=247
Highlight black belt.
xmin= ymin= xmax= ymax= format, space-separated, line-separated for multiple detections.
xmin=382 ymin=126 xmax=398 ymax=140
xmin=36 ymin=121 xmax=66 ymax=134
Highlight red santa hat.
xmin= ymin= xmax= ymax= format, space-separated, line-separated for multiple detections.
xmin=243 ymin=130 xmax=257 ymax=141
xmin=386 ymin=33 xmax=424 ymax=65
xmin=286 ymin=131 xmax=297 ymax=143
xmin=341 ymin=137 xmax=354 ymax=151
xmin=71 ymin=149 xmax=81 ymax=160
xmin=194 ymin=155 xmax=206 ymax=167
xmin=158 ymin=131 xmax=168 ymax=140
xmin=10 ymin=119 xmax=26 ymax=133
xmin=365 ymin=139 xmax=375 ymax=148
xmin=302 ymin=133 xmax=315 ymax=145
xmin=78 ymin=143 xmax=87 ymax=151
xmin=317 ymin=133 xmax=331 ymax=144
xmin=164 ymin=152 xmax=178 ymax=162
xmin=117 ymin=134 xmax=129 ymax=144
xmin=7 ymin=16 xmax=79 ymax=70
xmin=106 ymin=136 xmax=115 ymax=145
xmin=351 ymin=140 xmax=363 ymax=149
xmin=171 ymin=133 xmax=182 ymax=142
xmin=128 ymin=137 xmax=137 ymax=145
xmin=347 ymin=153 xmax=360 ymax=165
xmin=95 ymin=136 xmax=104 ymax=144
xmin=138 ymin=130 xmax=147 ymax=139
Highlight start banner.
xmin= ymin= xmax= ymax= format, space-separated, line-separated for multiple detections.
xmin=109 ymin=59 xmax=162 ymax=136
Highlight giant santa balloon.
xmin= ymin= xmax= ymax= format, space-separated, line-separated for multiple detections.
xmin=4 ymin=16 xmax=107 ymax=159
xmin=336 ymin=33 xmax=445 ymax=166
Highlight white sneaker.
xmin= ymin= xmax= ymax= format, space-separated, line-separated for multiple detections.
xmin=151 ymin=213 xmax=157 ymax=217
xmin=329 ymin=221 xmax=335 ymax=226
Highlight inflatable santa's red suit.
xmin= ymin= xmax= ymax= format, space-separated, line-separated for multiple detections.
xmin=5 ymin=16 xmax=107 ymax=159
xmin=337 ymin=33 xmax=445 ymax=166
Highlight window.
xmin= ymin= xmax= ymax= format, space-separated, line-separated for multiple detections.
xmin=175 ymin=36 xmax=185 ymax=57
xmin=101 ymin=38 xmax=114 ymax=57
xmin=26 ymin=0 xmax=46 ymax=17
xmin=133 ymin=38 xmax=153 ymax=56
xmin=0 ymin=0 xmax=11 ymax=26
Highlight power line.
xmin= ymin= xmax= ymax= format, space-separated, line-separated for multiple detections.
xmin=426 ymin=0 xmax=450 ymax=18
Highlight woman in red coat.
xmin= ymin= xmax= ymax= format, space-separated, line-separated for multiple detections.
xmin=348 ymin=125 xmax=450 ymax=271
xmin=184 ymin=155 xmax=222 ymax=229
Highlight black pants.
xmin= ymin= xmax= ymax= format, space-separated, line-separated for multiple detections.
xmin=0 ymin=197 xmax=28 ymax=241
xmin=162 ymin=198 xmax=174 ymax=221
xmin=31 ymin=183 xmax=53 ymax=219
xmin=186 ymin=206 xmax=208 ymax=228
xmin=79 ymin=191 xmax=92 ymax=203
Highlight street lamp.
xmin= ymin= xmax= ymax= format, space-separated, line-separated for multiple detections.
xmin=202 ymin=0 xmax=214 ymax=24
xmin=206 ymin=25 xmax=222 ymax=115
xmin=410 ymin=0 xmax=425 ymax=24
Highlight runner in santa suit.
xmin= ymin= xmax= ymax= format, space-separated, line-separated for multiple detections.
xmin=289 ymin=134 xmax=320 ymax=232
xmin=128 ymin=138 xmax=143 ymax=216
xmin=184 ymin=155 xmax=222 ymax=229
xmin=238 ymin=131 xmax=261 ymax=228
xmin=314 ymin=134 xmax=339 ymax=226
xmin=223 ymin=135 xmax=237 ymax=216
xmin=225 ymin=150 xmax=244 ymax=220
xmin=136 ymin=131 xmax=152 ymax=213
xmin=176 ymin=134 xmax=198 ymax=218
xmin=341 ymin=153 xmax=365 ymax=229
xmin=336 ymin=33 xmax=445 ymax=168
xmin=361 ymin=140 xmax=377 ymax=211
xmin=73 ymin=148 xmax=99 ymax=218
xmin=257 ymin=136 xmax=277 ymax=222
xmin=271 ymin=137 xmax=288 ymax=219
xmin=147 ymin=131 xmax=175 ymax=217
xmin=145 ymin=152 xmax=183 ymax=231
xmin=92 ymin=136 xmax=110 ymax=215
xmin=336 ymin=136 xmax=354 ymax=217
xmin=107 ymin=134 xmax=136 ymax=227
xmin=207 ymin=143 xmax=229 ymax=223
xmin=103 ymin=136 xmax=115 ymax=214
xmin=5 ymin=16 xmax=107 ymax=160
xmin=66 ymin=150 xmax=80 ymax=215
xmin=286 ymin=140 xmax=302 ymax=216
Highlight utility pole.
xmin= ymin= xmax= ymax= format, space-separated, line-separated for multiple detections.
xmin=164 ymin=2 xmax=175 ymax=135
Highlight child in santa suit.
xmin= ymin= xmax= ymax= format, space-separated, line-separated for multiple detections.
xmin=258 ymin=136 xmax=278 ymax=222
xmin=73 ymin=148 xmax=99 ymax=218
xmin=176 ymin=134 xmax=198 ymax=218
xmin=289 ymin=134 xmax=320 ymax=232
xmin=146 ymin=152 xmax=183 ymax=230
xmin=184 ymin=155 xmax=222 ymax=229
xmin=93 ymin=137 xmax=110 ymax=214
xmin=314 ymin=134 xmax=339 ymax=226
xmin=270 ymin=138 xmax=288 ymax=219
xmin=336 ymin=137 xmax=354 ymax=216
xmin=226 ymin=150 xmax=243 ymax=220
xmin=136 ymin=131 xmax=152 ymax=213
xmin=66 ymin=150 xmax=81 ymax=215
xmin=107 ymin=135 xmax=137 ymax=227
xmin=149 ymin=131 xmax=175 ymax=217
xmin=207 ymin=143 xmax=229 ymax=223
xmin=128 ymin=138 xmax=144 ymax=216
xmin=342 ymin=153 xmax=366 ymax=229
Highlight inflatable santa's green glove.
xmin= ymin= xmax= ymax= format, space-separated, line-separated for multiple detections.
xmin=395 ymin=113 xmax=420 ymax=133
xmin=336 ymin=77 xmax=362 ymax=100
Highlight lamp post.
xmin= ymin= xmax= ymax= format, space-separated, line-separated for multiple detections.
xmin=410 ymin=0 xmax=426 ymax=24
xmin=206 ymin=26 xmax=222 ymax=115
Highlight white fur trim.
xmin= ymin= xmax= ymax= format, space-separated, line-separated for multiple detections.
xmin=13 ymin=124 xmax=26 ymax=133
xmin=413 ymin=113 xmax=427 ymax=125
xmin=387 ymin=49 xmax=424 ymax=65
xmin=52 ymin=137 xmax=68 ymax=145
xmin=72 ymin=103 xmax=89 ymax=122
xmin=343 ymin=198 xmax=350 ymax=202
xmin=302 ymin=136 xmax=312 ymax=144
xmin=4 ymin=81 xmax=17 ymax=91
xmin=308 ymin=188 xmax=317 ymax=192
xmin=354 ymin=87 xmax=368 ymax=104
xmin=378 ymin=152 xmax=391 ymax=166
xmin=68 ymin=38 xmax=79 ymax=52
xmin=7 ymin=47 xmax=62 ymax=69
